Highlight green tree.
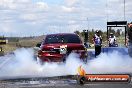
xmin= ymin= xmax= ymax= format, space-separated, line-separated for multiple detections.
xmin=74 ymin=30 xmax=80 ymax=35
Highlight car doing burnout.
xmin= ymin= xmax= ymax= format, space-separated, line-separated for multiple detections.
xmin=37 ymin=33 xmax=87 ymax=62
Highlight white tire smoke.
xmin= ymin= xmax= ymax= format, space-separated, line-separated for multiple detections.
xmin=0 ymin=48 xmax=132 ymax=78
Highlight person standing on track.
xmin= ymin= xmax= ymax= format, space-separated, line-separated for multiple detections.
xmin=108 ymin=32 xmax=117 ymax=47
xmin=93 ymin=30 xmax=102 ymax=57
xmin=127 ymin=22 xmax=132 ymax=57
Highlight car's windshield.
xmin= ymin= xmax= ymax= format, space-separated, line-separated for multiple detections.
xmin=44 ymin=34 xmax=81 ymax=44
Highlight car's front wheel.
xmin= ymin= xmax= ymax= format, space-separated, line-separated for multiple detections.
xmin=36 ymin=57 xmax=43 ymax=65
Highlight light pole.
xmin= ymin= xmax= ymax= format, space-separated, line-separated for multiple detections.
xmin=124 ymin=0 xmax=126 ymax=21
xmin=87 ymin=18 xmax=89 ymax=30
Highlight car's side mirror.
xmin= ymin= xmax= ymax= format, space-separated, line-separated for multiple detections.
xmin=36 ymin=43 xmax=41 ymax=48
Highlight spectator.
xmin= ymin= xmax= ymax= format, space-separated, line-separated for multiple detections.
xmin=108 ymin=33 xmax=117 ymax=47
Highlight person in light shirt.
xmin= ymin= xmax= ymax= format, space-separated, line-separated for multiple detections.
xmin=93 ymin=30 xmax=102 ymax=57
xmin=108 ymin=33 xmax=117 ymax=47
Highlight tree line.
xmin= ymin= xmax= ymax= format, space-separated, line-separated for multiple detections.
xmin=74 ymin=28 xmax=125 ymax=43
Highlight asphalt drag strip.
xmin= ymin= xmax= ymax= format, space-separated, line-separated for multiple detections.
xmin=0 ymin=79 xmax=132 ymax=88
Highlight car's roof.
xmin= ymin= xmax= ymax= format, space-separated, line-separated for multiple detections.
xmin=46 ymin=33 xmax=78 ymax=36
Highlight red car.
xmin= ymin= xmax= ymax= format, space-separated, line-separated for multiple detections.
xmin=37 ymin=33 xmax=87 ymax=63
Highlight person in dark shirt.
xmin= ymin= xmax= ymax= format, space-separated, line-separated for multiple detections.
xmin=93 ymin=30 xmax=102 ymax=57
xmin=127 ymin=22 xmax=132 ymax=57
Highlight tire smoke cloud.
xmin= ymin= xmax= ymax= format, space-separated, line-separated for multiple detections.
xmin=0 ymin=48 xmax=132 ymax=78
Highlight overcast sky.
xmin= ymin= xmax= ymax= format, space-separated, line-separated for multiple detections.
xmin=0 ymin=0 xmax=131 ymax=37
